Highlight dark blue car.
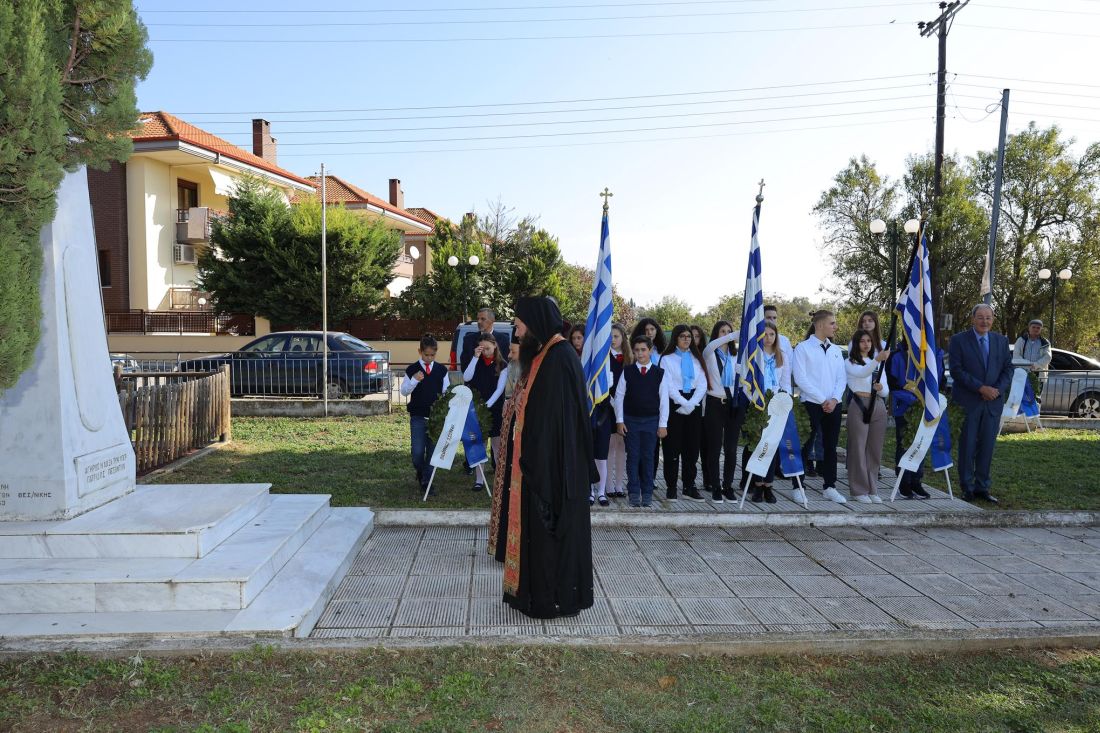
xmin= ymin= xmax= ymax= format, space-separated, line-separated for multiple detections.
xmin=178 ymin=331 xmax=388 ymax=398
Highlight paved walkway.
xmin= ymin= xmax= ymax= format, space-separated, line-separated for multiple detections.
xmin=313 ymin=523 xmax=1100 ymax=639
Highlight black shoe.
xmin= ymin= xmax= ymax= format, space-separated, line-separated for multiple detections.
xmin=899 ymin=486 xmax=915 ymax=499
xmin=472 ymin=482 xmax=485 ymax=492
xmin=710 ymin=488 xmax=724 ymax=504
xmin=598 ymin=495 xmax=610 ymax=507
xmin=912 ymin=486 xmax=931 ymax=499
xmin=750 ymin=488 xmax=764 ymax=503
xmin=464 ymin=464 xmax=473 ymax=476
xmin=683 ymin=487 xmax=705 ymax=502
xmin=962 ymin=490 xmax=975 ymax=502
xmin=973 ymin=491 xmax=999 ymax=505
xmin=666 ymin=490 xmax=678 ymax=501
xmin=722 ymin=487 xmax=737 ymax=502
xmin=763 ymin=487 xmax=777 ymax=504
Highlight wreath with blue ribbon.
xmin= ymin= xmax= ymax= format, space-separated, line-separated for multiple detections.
xmin=426 ymin=387 xmax=493 ymax=445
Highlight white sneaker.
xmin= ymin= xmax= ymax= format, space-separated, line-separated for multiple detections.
xmin=869 ymin=495 xmax=883 ymax=504
xmin=791 ymin=488 xmax=807 ymax=504
xmin=823 ymin=487 xmax=848 ymax=504
xmin=854 ymin=494 xmax=873 ymax=504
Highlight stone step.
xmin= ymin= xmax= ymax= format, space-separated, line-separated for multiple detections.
xmin=0 ymin=508 xmax=374 ymax=638
xmin=0 ymin=484 xmax=273 ymax=559
xmin=0 ymin=494 xmax=332 ymax=613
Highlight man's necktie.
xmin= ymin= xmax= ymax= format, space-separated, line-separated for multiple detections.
xmin=641 ymin=366 xmax=647 ymax=375
xmin=425 ymin=363 xmax=432 ymax=375
xmin=980 ymin=335 xmax=989 ymax=367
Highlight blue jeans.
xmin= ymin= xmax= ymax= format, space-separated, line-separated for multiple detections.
xmin=624 ymin=414 xmax=658 ymax=505
xmin=410 ymin=415 xmax=433 ymax=482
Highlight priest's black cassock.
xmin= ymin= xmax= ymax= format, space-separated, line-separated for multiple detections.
xmin=489 ymin=296 xmax=595 ymax=619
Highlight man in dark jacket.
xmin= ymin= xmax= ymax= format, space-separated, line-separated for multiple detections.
xmin=947 ymin=304 xmax=1014 ymax=503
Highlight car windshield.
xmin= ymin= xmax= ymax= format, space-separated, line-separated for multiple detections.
xmin=337 ymin=335 xmax=373 ymax=352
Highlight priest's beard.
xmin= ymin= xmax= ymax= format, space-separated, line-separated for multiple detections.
xmin=519 ymin=333 xmax=544 ymax=378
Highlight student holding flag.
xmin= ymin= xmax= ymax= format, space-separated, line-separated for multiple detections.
xmin=605 ymin=323 xmax=631 ymax=498
xmin=400 ymin=335 xmax=449 ymax=493
xmin=793 ymin=310 xmax=848 ymax=504
xmin=660 ymin=325 xmax=707 ymax=501
xmin=701 ymin=320 xmax=742 ymax=503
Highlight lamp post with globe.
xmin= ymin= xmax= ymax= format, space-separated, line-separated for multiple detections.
xmin=1037 ymin=266 xmax=1072 ymax=344
xmin=448 ymin=253 xmax=480 ymax=322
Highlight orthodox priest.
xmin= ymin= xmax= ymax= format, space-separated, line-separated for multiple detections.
xmin=488 ymin=296 xmax=595 ymax=619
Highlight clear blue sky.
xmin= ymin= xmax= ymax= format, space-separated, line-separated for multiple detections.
xmin=134 ymin=1 xmax=1100 ymax=312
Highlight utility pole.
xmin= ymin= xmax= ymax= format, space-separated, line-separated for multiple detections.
xmin=919 ymin=0 xmax=969 ymax=332
xmin=984 ymin=89 xmax=1011 ymax=306
xmin=321 ymin=163 xmax=328 ymax=418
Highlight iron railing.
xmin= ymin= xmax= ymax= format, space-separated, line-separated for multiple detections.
xmin=105 ymin=311 xmax=256 ymax=336
xmin=112 ymin=350 xmax=392 ymax=400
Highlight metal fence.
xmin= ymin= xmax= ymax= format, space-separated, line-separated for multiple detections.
xmin=105 ymin=311 xmax=256 ymax=336
xmin=113 ymin=350 xmax=392 ymax=400
xmin=1035 ymin=369 xmax=1100 ymax=418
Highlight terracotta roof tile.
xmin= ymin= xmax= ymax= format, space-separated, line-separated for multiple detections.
xmin=300 ymin=175 xmax=432 ymax=230
xmin=132 ymin=111 xmax=313 ymax=187
xmin=405 ymin=207 xmax=442 ymax=228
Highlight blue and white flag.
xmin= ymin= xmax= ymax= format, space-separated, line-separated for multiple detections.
xmin=777 ymin=412 xmax=805 ymax=477
xmin=581 ymin=206 xmax=614 ymax=415
xmin=895 ymin=230 xmax=942 ymax=425
xmin=735 ymin=198 xmax=766 ymax=410
xmin=1020 ymin=380 xmax=1040 ymax=418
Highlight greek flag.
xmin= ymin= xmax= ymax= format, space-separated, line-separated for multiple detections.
xmin=895 ymin=230 xmax=942 ymax=425
xmin=581 ymin=207 xmax=614 ymax=415
xmin=735 ymin=199 xmax=766 ymax=410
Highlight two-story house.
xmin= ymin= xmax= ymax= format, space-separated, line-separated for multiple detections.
xmin=89 ymin=112 xmax=315 ymax=349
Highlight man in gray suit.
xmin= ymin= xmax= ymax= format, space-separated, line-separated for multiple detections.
xmin=948 ymin=304 xmax=1015 ymax=504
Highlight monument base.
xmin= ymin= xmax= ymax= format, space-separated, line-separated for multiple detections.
xmin=0 ymin=484 xmax=372 ymax=638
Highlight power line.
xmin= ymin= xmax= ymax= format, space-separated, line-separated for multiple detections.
xmin=963 ymin=24 xmax=1100 ymax=39
xmin=951 ymin=81 xmax=1100 ymax=101
xmin=955 ymin=72 xmax=1100 ymax=90
xmin=273 ymin=115 xmax=932 ymax=157
xmin=144 ymin=2 xmax=927 ymax=27
xmin=200 ymin=93 xmax=933 ymax=137
xmin=148 ymin=20 xmax=907 ymax=42
xmin=135 ymin=0 xmax=804 ymax=14
xmin=172 ymin=73 xmax=932 ymax=115
xmin=264 ymin=105 xmax=932 ymax=146
xmin=195 ymin=83 xmax=933 ymax=127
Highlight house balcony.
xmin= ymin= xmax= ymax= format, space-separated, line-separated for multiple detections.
xmin=105 ymin=310 xmax=256 ymax=336
xmin=176 ymin=207 xmax=214 ymax=243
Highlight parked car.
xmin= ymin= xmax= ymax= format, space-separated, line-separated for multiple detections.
xmin=178 ymin=331 xmax=388 ymax=398
xmin=109 ymin=353 xmax=139 ymax=373
xmin=450 ymin=321 xmax=514 ymax=371
xmin=1039 ymin=348 xmax=1100 ymax=418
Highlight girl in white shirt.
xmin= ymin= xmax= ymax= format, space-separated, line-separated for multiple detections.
xmin=746 ymin=323 xmax=793 ymax=503
xmin=845 ymin=329 xmax=891 ymax=502
xmin=700 ymin=320 xmax=739 ymax=502
xmin=605 ymin=324 xmax=631 ymax=498
xmin=660 ymin=324 xmax=708 ymax=501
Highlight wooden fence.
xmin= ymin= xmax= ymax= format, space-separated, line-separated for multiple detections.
xmin=116 ymin=365 xmax=232 ymax=473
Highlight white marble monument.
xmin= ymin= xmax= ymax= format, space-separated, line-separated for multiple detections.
xmin=0 ymin=168 xmax=136 ymax=521
xmin=0 ymin=169 xmax=373 ymax=640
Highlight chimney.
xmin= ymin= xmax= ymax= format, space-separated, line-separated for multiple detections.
xmin=388 ymin=178 xmax=404 ymax=209
xmin=251 ymin=118 xmax=277 ymax=164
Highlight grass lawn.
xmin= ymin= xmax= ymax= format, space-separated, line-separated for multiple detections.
xmin=148 ymin=415 xmax=1100 ymax=511
xmin=3 ymin=646 xmax=1100 ymax=732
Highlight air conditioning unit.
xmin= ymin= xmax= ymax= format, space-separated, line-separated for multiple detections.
xmin=173 ymin=244 xmax=197 ymax=264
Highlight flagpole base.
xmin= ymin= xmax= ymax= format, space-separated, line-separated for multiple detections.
xmin=738 ymin=473 xmax=755 ymax=510
xmin=889 ymin=469 xmax=906 ymax=503
xmin=422 ymin=468 xmax=438 ymax=503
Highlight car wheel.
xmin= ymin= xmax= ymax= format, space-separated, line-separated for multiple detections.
xmin=324 ymin=380 xmax=346 ymax=399
xmin=1072 ymin=392 xmax=1100 ymax=419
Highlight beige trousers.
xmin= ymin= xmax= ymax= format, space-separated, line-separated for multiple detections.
xmin=846 ymin=398 xmax=886 ymax=496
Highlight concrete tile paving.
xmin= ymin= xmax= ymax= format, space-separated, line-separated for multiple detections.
xmin=314 ymin=523 xmax=1100 ymax=639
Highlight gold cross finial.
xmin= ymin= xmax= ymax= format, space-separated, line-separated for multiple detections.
xmin=756 ymin=179 xmax=766 ymax=203
xmin=600 ymin=187 xmax=613 ymax=214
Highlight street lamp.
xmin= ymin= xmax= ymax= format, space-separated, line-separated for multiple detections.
xmin=869 ymin=217 xmax=921 ymax=314
xmin=448 ymin=253 xmax=480 ymax=322
xmin=1037 ymin=266 xmax=1072 ymax=343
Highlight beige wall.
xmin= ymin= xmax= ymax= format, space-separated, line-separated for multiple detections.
xmin=126 ymin=155 xmax=297 ymax=312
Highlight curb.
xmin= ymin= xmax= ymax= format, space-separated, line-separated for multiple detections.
xmin=137 ymin=440 xmax=233 ymax=482
xmin=374 ymin=508 xmax=1100 ymax=529
xmin=4 ymin=626 xmax=1100 ymax=657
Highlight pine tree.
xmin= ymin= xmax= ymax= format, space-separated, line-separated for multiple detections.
xmin=0 ymin=0 xmax=151 ymax=391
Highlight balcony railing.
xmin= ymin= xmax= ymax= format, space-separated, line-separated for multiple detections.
xmin=105 ymin=310 xmax=256 ymax=336
xmin=176 ymin=207 xmax=214 ymax=243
